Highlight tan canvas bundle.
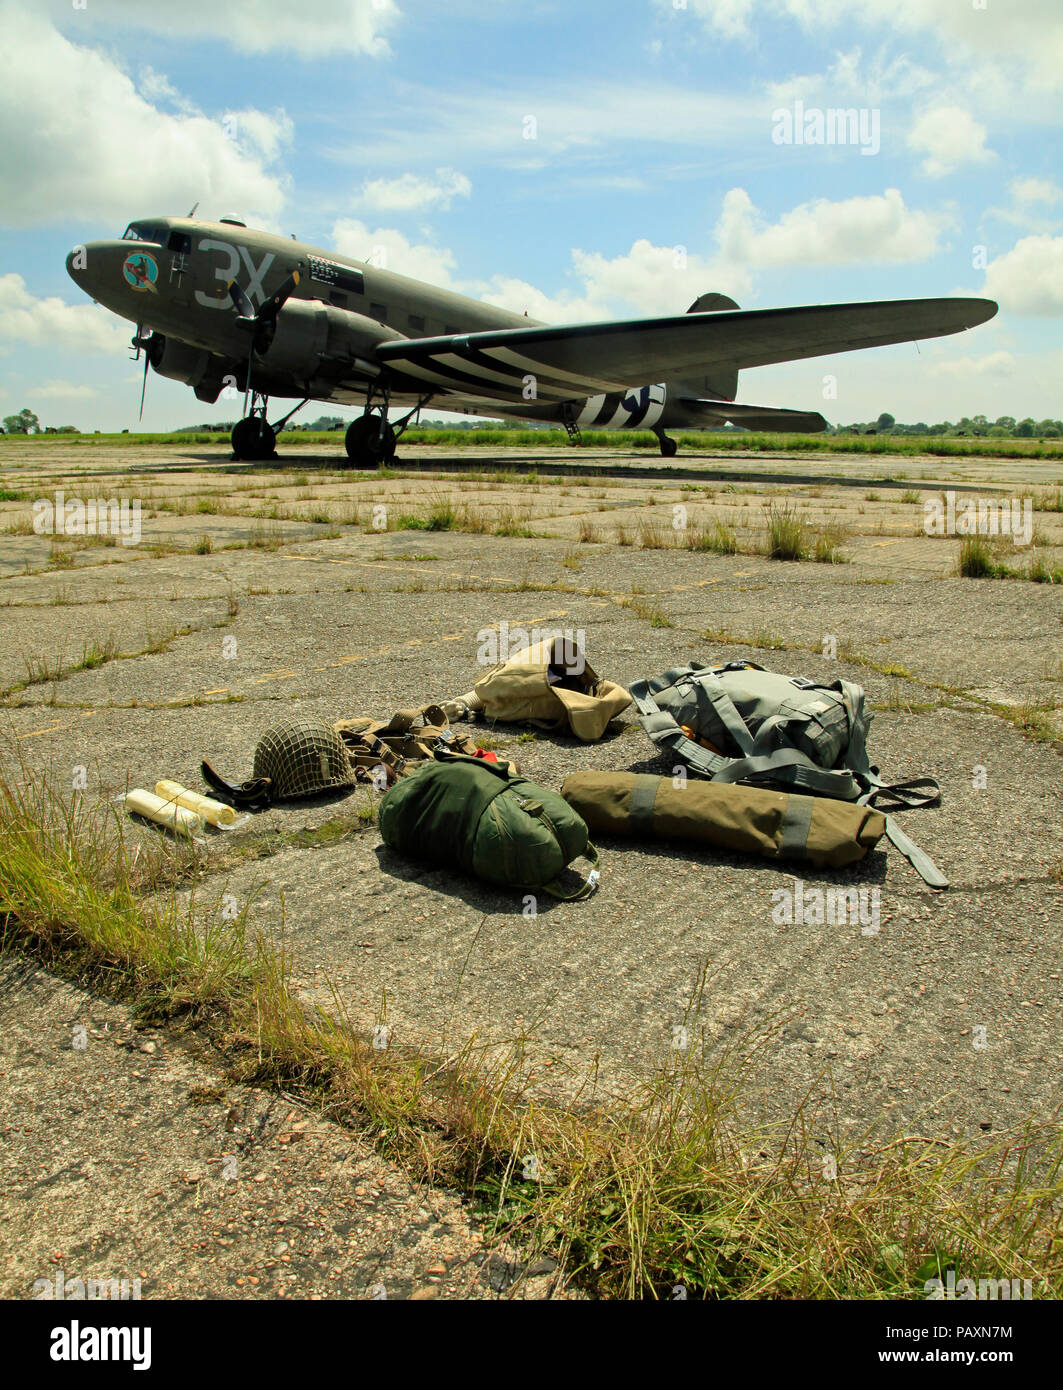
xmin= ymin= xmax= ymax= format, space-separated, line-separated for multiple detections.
xmin=446 ymin=637 xmax=630 ymax=742
xmin=333 ymin=706 xmax=518 ymax=784
xmin=560 ymin=771 xmax=887 ymax=869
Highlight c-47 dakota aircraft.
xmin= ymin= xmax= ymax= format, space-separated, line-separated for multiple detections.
xmin=67 ymin=215 xmax=997 ymax=466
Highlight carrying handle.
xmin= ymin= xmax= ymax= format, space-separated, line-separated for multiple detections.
xmin=541 ymin=843 xmax=601 ymax=901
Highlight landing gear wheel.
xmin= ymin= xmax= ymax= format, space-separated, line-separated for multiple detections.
xmin=657 ymin=433 xmax=678 ymax=458
xmin=344 ymin=414 xmax=396 ymax=469
xmin=231 ymin=416 xmax=276 ymax=462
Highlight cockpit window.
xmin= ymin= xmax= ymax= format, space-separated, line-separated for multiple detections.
xmin=122 ymin=222 xmax=166 ymax=243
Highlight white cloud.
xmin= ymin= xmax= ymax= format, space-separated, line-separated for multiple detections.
xmin=566 ymin=241 xmax=749 ymax=319
xmin=716 ymin=187 xmax=949 ymax=265
xmin=927 ymin=351 xmax=1014 ymax=379
xmin=358 ymin=169 xmax=472 ymax=213
xmin=223 ymin=109 xmax=295 ymax=165
xmin=1010 ymin=177 xmax=1062 ymax=207
xmin=983 ymin=235 xmax=1063 ymax=316
xmin=0 ymin=11 xmax=289 ymax=227
xmin=907 ymin=106 xmax=993 ymax=178
xmin=0 ymin=274 xmax=129 ymax=355
xmin=764 ymin=44 xmax=937 ymax=109
xmin=337 ymin=80 xmax=764 ymax=167
xmin=661 ymin=0 xmax=1063 ymax=88
xmin=334 ymin=185 xmax=955 ymax=326
xmin=27 ymin=379 xmax=98 ymax=399
xmin=44 ymin=0 xmax=399 ymax=59
xmin=330 ymin=219 xmax=461 ymax=287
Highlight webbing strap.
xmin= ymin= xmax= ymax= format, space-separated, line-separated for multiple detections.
xmin=542 ymin=843 xmax=602 ymax=901
xmin=778 ymin=795 xmax=815 ymax=857
xmin=693 ymin=675 xmax=755 ymax=755
xmin=629 ymin=774 xmax=660 ymax=831
xmin=859 ymin=776 xmax=942 ymax=812
xmin=712 ymin=749 xmax=862 ymax=800
xmin=635 ymin=704 xmax=730 ymax=779
xmin=882 ymin=816 xmax=949 ymax=889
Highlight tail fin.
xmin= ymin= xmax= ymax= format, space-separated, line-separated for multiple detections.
xmin=686 ymin=293 xmax=740 ymax=314
xmin=675 ymin=293 xmax=741 ymax=399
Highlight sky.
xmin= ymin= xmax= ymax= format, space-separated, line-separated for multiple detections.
xmin=0 ymin=0 xmax=1060 ymax=431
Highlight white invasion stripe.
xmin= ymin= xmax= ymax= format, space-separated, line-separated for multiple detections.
xmin=485 ymin=346 xmax=621 ymax=393
xmin=391 ymin=362 xmax=478 ymax=388
xmin=391 ymin=356 xmax=575 ymax=401
xmin=642 ymin=386 xmax=666 ymax=429
xmin=577 ymin=394 xmax=605 ymax=426
xmin=389 ymin=361 xmax=519 ymax=398
xmin=435 ymin=353 xmax=522 ymax=387
xmin=642 ymin=397 xmax=665 ymax=428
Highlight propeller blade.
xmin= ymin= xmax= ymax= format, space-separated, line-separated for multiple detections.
xmin=259 ymin=268 xmax=300 ymax=322
xmin=227 ymin=278 xmax=255 ymax=321
xmin=138 ymin=351 xmax=149 ymax=422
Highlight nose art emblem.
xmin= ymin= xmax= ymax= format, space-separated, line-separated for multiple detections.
xmin=122 ymin=252 xmax=159 ymax=293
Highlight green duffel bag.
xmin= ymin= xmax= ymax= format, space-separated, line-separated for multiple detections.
xmin=379 ymin=749 xmax=600 ymax=899
xmin=560 ymin=771 xmax=886 ymax=869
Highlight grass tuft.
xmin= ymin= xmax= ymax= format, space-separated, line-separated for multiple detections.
xmin=764 ymin=501 xmax=808 ymax=562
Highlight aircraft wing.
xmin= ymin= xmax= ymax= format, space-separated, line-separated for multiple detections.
xmin=375 ymin=297 xmax=997 ymax=402
xmin=681 ymin=399 xmax=829 ymax=432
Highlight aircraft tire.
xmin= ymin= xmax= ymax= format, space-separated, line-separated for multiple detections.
xmin=658 ymin=434 xmax=678 ymax=458
xmin=232 ymin=417 xmax=276 ymax=462
xmin=345 ymin=414 xmax=395 ymax=469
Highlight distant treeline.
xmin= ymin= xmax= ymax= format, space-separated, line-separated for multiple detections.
xmin=180 ymin=412 xmax=1061 ymax=439
xmin=829 ymin=413 xmax=1062 ymax=439
xmin=4 ymin=410 xmax=1061 ymax=441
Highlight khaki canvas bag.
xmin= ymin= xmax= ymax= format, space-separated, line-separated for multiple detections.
xmin=561 ymin=771 xmax=887 ymax=870
xmin=447 ymin=637 xmax=630 ymax=742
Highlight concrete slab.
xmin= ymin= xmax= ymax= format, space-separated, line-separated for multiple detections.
xmin=1 ymin=440 xmax=1060 ymax=1155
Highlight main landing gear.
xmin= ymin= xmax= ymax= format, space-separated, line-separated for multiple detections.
xmin=231 ymin=395 xmax=309 ymax=462
xmin=653 ymin=427 xmax=678 ymax=458
xmin=342 ymin=390 xmax=433 ymax=469
xmin=344 ymin=412 xmax=396 ymax=469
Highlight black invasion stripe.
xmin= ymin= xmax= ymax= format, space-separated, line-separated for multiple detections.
xmin=395 ymin=354 xmax=526 ymax=396
xmin=397 ymin=351 xmax=581 ymax=401
xmin=624 ymin=389 xmax=652 ymax=427
xmin=593 ymin=393 xmax=622 ymax=426
xmin=438 ymin=345 xmax=593 ymax=398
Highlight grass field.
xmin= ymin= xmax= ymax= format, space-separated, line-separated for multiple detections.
xmin=4 ymin=429 xmax=1063 ymax=460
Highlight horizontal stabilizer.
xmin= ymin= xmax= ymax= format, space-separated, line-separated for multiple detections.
xmin=682 ymin=398 xmax=829 ymax=432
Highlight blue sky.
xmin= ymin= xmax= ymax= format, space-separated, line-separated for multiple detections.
xmin=0 ymin=0 xmax=1060 ymax=429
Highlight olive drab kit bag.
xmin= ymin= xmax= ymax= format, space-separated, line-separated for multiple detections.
xmin=628 ymin=660 xmax=948 ymax=887
xmin=446 ymin=636 xmax=631 ymax=742
xmin=378 ymin=749 xmax=601 ymax=899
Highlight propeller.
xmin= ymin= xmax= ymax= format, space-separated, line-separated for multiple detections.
xmin=130 ymin=327 xmax=154 ymax=421
xmin=226 ymin=268 xmax=301 ymax=416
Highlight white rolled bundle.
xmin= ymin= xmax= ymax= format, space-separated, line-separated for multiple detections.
xmin=155 ymin=780 xmax=237 ymax=828
xmin=126 ymin=788 xmax=204 ymax=838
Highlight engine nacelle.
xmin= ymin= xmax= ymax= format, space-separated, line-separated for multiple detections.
xmin=148 ymin=335 xmax=216 ymax=391
xmin=258 ymin=301 xmax=395 ymax=378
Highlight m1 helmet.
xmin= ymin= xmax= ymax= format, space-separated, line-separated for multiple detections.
xmin=252 ymin=717 xmax=355 ymax=799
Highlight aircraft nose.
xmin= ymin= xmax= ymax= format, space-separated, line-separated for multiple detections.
xmin=66 ymin=241 xmax=97 ymax=291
